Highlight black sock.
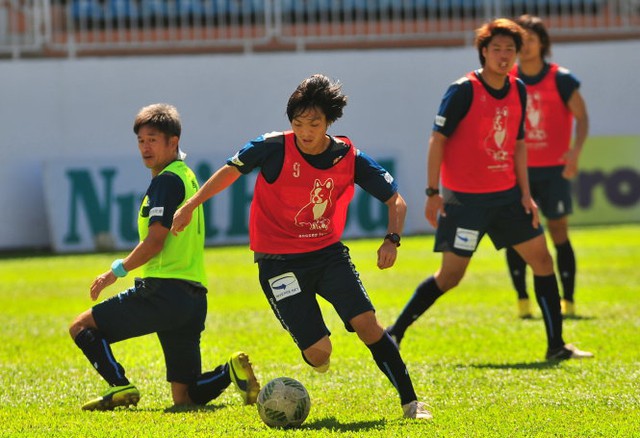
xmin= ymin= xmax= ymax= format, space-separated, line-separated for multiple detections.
xmin=74 ymin=328 xmax=129 ymax=387
xmin=187 ymin=364 xmax=231 ymax=405
xmin=533 ymin=274 xmax=565 ymax=350
xmin=367 ymin=332 xmax=417 ymax=406
xmin=506 ymin=247 xmax=528 ymax=299
xmin=389 ymin=276 xmax=443 ymax=341
xmin=555 ymin=241 xmax=576 ymax=302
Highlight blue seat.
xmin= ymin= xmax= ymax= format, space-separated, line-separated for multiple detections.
xmin=71 ymin=0 xmax=105 ymax=21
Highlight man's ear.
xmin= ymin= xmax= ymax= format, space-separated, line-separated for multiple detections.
xmin=170 ymin=135 xmax=179 ymax=150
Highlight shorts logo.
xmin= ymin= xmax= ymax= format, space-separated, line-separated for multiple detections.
xmin=268 ymin=272 xmax=302 ymax=301
xmin=149 ymin=207 xmax=164 ymax=218
xmin=454 ymin=228 xmax=479 ymax=251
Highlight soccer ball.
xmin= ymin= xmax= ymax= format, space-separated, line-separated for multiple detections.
xmin=256 ymin=377 xmax=311 ymax=428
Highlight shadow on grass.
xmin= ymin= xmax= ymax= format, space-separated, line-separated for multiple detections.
xmin=161 ymin=403 xmax=227 ymax=414
xmin=518 ymin=315 xmax=596 ymax=322
xmin=468 ymin=361 xmax=564 ymax=370
xmin=563 ymin=314 xmax=596 ymax=321
xmin=302 ymin=416 xmax=386 ymax=432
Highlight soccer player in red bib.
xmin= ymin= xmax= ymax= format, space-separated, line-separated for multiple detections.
xmin=506 ymin=15 xmax=590 ymax=319
xmin=387 ymin=19 xmax=593 ymax=361
xmin=172 ymin=74 xmax=432 ymax=420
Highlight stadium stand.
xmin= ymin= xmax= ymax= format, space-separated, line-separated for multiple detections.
xmin=1 ymin=0 xmax=638 ymax=58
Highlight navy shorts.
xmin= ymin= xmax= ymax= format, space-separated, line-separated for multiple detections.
xmin=92 ymin=277 xmax=207 ymax=384
xmin=257 ymin=243 xmax=375 ymax=351
xmin=435 ymin=199 xmax=543 ymax=257
xmin=529 ymin=166 xmax=573 ymax=220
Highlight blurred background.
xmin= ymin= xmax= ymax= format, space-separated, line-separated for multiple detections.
xmin=1 ymin=0 xmax=639 ymax=252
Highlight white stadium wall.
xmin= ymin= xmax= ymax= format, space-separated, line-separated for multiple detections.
xmin=1 ymin=40 xmax=639 ymax=251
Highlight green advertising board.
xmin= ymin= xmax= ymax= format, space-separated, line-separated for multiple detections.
xmin=572 ymin=136 xmax=640 ymax=225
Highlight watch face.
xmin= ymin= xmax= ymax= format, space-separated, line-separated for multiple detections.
xmin=386 ymin=233 xmax=400 ymax=244
xmin=426 ymin=188 xmax=439 ymax=197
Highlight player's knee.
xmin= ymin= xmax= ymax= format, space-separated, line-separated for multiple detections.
xmin=68 ymin=317 xmax=83 ymax=340
xmin=69 ymin=310 xmax=95 ymax=340
xmin=350 ymin=312 xmax=384 ymax=345
xmin=302 ymin=338 xmax=332 ymax=369
xmin=435 ymin=271 xmax=463 ymax=292
xmin=529 ymin=251 xmax=554 ymax=275
xmin=172 ymin=382 xmax=192 ymax=405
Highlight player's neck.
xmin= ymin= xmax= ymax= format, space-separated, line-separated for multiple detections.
xmin=296 ymin=135 xmax=331 ymax=156
xmin=518 ymin=58 xmax=545 ymax=77
xmin=478 ymin=69 xmax=507 ymax=90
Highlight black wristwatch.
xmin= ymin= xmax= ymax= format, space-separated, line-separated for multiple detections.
xmin=384 ymin=233 xmax=401 ymax=247
xmin=425 ymin=187 xmax=440 ymax=197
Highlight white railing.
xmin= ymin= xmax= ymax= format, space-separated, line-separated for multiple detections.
xmin=1 ymin=0 xmax=639 ymax=58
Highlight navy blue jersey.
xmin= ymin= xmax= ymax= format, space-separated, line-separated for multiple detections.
xmin=144 ymin=171 xmax=185 ymax=229
xmin=517 ymin=62 xmax=580 ymax=104
xmin=227 ymin=133 xmax=398 ymax=203
xmin=433 ymin=70 xmax=527 ymax=140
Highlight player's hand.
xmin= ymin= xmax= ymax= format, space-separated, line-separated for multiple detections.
xmin=521 ymin=194 xmax=540 ymax=229
xmin=425 ymin=195 xmax=444 ymax=229
xmin=562 ymin=149 xmax=580 ymax=179
xmin=377 ymin=241 xmax=398 ymax=270
xmin=171 ymin=205 xmax=193 ymax=236
xmin=90 ymin=270 xmax=117 ymax=301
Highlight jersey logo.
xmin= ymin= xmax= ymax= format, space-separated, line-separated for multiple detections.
xmin=149 ymin=207 xmax=164 ymax=218
xmin=525 ymin=91 xmax=548 ymax=144
xmin=230 ymin=151 xmax=244 ymax=167
xmin=484 ymin=106 xmax=510 ymax=162
xmin=294 ymin=178 xmax=334 ymax=232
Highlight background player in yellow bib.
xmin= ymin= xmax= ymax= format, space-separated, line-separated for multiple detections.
xmin=69 ymin=103 xmax=259 ymax=411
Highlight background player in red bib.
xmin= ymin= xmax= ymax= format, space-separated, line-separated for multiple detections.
xmin=387 ymin=19 xmax=592 ymax=361
xmin=171 ymin=74 xmax=432 ymax=420
xmin=506 ymin=15 xmax=590 ymax=319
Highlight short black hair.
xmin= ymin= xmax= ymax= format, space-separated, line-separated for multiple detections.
xmin=286 ymin=74 xmax=348 ymax=124
xmin=516 ymin=14 xmax=551 ymax=59
xmin=475 ymin=18 xmax=526 ymax=66
xmin=133 ymin=103 xmax=181 ymax=138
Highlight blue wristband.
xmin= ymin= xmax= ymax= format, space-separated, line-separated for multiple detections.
xmin=111 ymin=259 xmax=128 ymax=278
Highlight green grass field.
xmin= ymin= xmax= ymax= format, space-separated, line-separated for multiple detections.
xmin=1 ymin=225 xmax=639 ymax=437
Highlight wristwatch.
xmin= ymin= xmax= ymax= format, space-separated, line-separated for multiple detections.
xmin=425 ymin=187 xmax=440 ymax=197
xmin=384 ymin=233 xmax=401 ymax=247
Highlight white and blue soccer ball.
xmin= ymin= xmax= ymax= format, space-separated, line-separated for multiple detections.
xmin=256 ymin=377 xmax=311 ymax=428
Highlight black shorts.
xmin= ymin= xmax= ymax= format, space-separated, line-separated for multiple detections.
xmin=257 ymin=243 xmax=375 ymax=351
xmin=435 ymin=198 xmax=543 ymax=257
xmin=529 ymin=166 xmax=573 ymax=220
xmin=92 ymin=277 xmax=207 ymax=384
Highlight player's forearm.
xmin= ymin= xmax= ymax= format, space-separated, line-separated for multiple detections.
xmin=120 ymin=232 xmax=166 ymax=273
xmin=184 ymin=164 xmax=241 ymax=211
xmin=385 ymin=192 xmax=407 ymax=235
xmin=427 ymin=133 xmax=444 ymax=189
xmin=514 ymin=140 xmax=531 ymax=197
xmin=572 ymin=114 xmax=589 ymax=153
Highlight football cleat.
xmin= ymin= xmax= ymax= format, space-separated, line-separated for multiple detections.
xmin=546 ymin=343 xmax=594 ymax=361
xmin=82 ymin=384 xmax=140 ymax=411
xmin=518 ymin=298 xmax=533 ymax=319
xmin=561 ymin=299 xmax=576 ymax=317
xmin=227 ymin=351 xmax=260 ymax=405
xmin=402 ymin=400 xmax=433 ymax=420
